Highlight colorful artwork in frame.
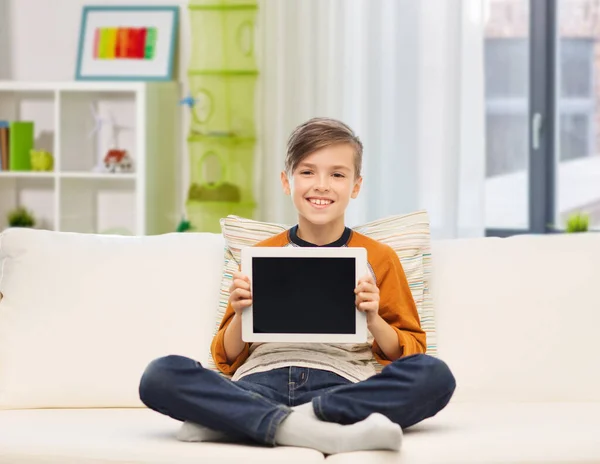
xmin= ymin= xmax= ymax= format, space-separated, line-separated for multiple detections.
xmin=76 ymin=6 xmax=178 ymax=81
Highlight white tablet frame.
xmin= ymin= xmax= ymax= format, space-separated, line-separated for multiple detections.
xmin=240 ymin=246 xmax=368 ymax=343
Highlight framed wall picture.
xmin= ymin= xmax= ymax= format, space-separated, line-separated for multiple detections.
xmin=75 ymin=5 xmax=179 ymax=81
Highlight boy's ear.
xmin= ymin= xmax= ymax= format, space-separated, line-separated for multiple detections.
xmin=281 ymin=171 xmax=291 ymax=195
xmin=351 ymin=176 xmax=363 ymax=199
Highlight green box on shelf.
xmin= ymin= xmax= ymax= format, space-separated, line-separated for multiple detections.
xmin=189 ymin=3 xmax=258 ymax=71
xmin=186 ymin=199 xmax=255 ymax=233
xmin=188 ymin=135 xmax=255 ymax=203
xmin=188 ymin=71 xmax=257 ymax=138
xmin=9 ymin=121 xmax=34 ymax=171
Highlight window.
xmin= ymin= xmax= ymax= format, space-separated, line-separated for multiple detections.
xmin=484 ymin=0 xmax=600 ymax=233
xmin=558 ymin=39 xmax=595 ymax=163
xmin=485 ymin=39 xmax=528 ymax=178
xmin=486 ymin=38 xmax=595 ymax=171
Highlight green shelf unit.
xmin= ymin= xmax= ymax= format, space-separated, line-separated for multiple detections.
xmin=187 ymin=135 xmax=255 ymax=204
xmin=189 ymin=3 xmax=258 ymax=71
xmin=189 ymin=0 xmax=257 ymax=7
xmin=185 ymin=0 xmax=258 ymax=232
xmin=186 ymin=199 xmax=256 ymax=233
xmin=188 ymin=70 xmax=258 ymax=138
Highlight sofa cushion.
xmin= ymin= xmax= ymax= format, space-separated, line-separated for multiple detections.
xmin=0 ymin=409 xmax=325 ymax=463
xmin=431 ymin=233 xmax=600 ymax=403
xmin=205 ymin=212 xmax=435 ymax=375
xmin=1 ymin=403 xmax=598 ymax=464
xmin=325 ymin=402 xmax=600 ymax=463
xmin=0 ymin=228 xmax=225 ymax=409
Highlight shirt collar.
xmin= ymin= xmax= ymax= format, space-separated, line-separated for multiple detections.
xmin=289 ymin=225 xmax=352 ymax=247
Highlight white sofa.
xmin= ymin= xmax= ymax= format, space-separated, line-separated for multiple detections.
xmin=0 ymin=227 xmax=599 ymax=464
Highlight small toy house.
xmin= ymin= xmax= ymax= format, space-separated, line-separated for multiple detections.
xmin=104 ymin=149 xmax=133 ymax=173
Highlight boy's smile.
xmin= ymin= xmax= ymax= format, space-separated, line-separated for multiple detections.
xmin=281 ymin=143 xmax=362 ymax=245
xmin=306 ymin=196 xmax=334 ymax=209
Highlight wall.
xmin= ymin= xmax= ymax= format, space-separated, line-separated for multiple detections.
xmin=0 ymin=1 xmax=11 ymax=80
xmin=0 ymin=0 xmax=191 ymax=217
xmin=1 ymin=0 xmax=189 ymax=81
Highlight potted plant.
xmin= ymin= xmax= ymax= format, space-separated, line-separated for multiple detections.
xmin=7 ymin=207 xmax=36 ymax=228
xmin=565 ymin=212 xmax=589 ymax=233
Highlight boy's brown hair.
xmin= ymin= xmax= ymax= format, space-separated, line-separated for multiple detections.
xmin=284 ymin=117 xmax=363 ymax=178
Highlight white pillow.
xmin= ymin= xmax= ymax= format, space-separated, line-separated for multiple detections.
xmin=0 ymin=228 xmax=225 ymax=409
xmin=206 ymin=211 xmax=435 ymax=375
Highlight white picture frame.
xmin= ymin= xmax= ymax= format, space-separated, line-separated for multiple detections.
xmin=75 ymin=6 xmax=179 ymax=81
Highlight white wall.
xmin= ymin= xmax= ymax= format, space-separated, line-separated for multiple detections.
xmin=0 ymin=1 xmax=11 ymax=80
xmin=1 ymin=0 xmax=189 ymax=81
xmin=0 ymin=0 xmax=191 ymax=216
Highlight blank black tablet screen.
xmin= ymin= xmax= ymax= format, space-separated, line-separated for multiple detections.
xmin=252 ymin=257 xmax=356 ymax=334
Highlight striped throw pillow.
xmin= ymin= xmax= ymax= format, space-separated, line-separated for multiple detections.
xmin=206 ymin=211 xmax=435 ymax=375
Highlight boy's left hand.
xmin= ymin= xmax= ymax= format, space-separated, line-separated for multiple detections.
xmin=355 ymin=274 xmax=380 ymax=321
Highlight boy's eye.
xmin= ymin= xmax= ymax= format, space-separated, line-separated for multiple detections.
xmin=300 ymin=171 xmax=313 ymax=176
xmin=333 ymin=173 xmax=345 ymax=178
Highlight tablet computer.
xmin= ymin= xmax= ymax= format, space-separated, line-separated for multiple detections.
xmin=240 ymin=246 xmax=368 ymax=343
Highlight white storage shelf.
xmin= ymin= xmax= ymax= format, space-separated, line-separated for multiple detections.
xmin=0 ymin=81 xmax=180 ymax=235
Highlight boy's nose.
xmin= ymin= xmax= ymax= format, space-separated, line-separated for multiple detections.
xmin=315 ymin=176 xmax=330 ymax=191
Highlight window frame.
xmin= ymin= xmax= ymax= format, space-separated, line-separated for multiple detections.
xmin=486 ymin=0 xmax=558 ymax=237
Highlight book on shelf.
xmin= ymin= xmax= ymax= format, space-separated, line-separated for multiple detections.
xmin=0 ymin=121 xmax=9 ymax=171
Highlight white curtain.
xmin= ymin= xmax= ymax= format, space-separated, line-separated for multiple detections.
xmin=255 ymin=0 xmax=486 ymax=239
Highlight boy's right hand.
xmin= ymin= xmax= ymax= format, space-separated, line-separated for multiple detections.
xmin=229 ymin=272 xmax=252 ymax=316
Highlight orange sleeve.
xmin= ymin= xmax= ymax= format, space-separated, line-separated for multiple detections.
xmin=371 ymin=246 xmax=427 ymax=364
xmin=210 ymin=230 xmax=291 ymax=375
xmin=210 ymin=301 xmax=250 ymax=375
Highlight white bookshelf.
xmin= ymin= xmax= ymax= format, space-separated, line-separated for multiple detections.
xmin=0 ymin=81 xmax=180 ymax=235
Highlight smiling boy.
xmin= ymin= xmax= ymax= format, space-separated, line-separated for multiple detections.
xmin=139 ymin=118 xmax=456 ymax=455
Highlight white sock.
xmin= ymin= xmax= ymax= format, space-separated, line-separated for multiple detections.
xmin=177 ymin=421 xmax=234 ymax=443
xmin=177 ymin=401 xmax=318 ymax=443
xmin=274 ymin=411 xmax=403 ymax=455
xmin=292 ymin=401 xmax=316 ymax=416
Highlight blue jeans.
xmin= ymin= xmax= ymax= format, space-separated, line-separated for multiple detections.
xmin=138 ymin=354 xmax=455 ymax=446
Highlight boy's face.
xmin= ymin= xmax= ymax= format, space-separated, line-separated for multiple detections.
xmin=281 ymin=143 xmax=362 ymax=227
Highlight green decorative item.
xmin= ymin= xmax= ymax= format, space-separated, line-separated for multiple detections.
xmin=189 ymin=0 xmax=257 ymax=6
xmin=184 ymin=0 xmax=258 ymax=232
xmin=189 ymin=71 xmax=257 ymax=138
xmin=188 ymin=182 xmax=241 ymax=202
xmin=188 ymin=3 xmax=257 ymax=71
xmin=565 ymin=212 xmax=590 ymax=233
xmin=30 ymin=150 xmax=54 ymax=171
xmin=8 ymin=207 xmax=35 ymax=228
xmin=187 ymin=136 xmax=253 ymax=202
